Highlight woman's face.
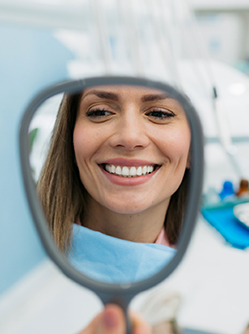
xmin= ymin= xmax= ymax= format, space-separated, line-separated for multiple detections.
xmin=73 ymin=85 xmax=191 ymax=215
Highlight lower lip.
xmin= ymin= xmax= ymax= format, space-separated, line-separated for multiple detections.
xmin=100 ymin=166 xmax=159 ymax=186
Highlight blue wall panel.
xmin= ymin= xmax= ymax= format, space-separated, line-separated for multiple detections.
xmin=0 ymin=23 xmax=74 ymax=295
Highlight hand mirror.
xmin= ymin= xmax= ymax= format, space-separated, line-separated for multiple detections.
xmin=19 ymin=76 xmax=203 ymax=332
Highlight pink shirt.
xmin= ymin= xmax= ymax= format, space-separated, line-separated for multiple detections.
xmin=76 ymin=218 xmax=173 ymax=248
xmin=155 ymin=227 xmax=173 ymax=247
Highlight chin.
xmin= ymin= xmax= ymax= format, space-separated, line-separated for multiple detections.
xmin=106 ymin=201 xmax=150 ymax=215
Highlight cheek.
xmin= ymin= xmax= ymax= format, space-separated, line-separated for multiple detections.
xmin=73 ymin=123 xmax=111 ymax=165
xmin=73 ymin=124 xmax=96 ymax=162
xmin=159 ymin=126 xmax=191 ymax=162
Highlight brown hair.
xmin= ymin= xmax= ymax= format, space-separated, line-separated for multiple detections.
xmin=37 ymin=93 xmax=190 ymax=251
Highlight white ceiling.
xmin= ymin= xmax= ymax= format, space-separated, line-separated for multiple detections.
xmin=190 ymin=0 xmax=249 ymax=11
xmin=1 ymin=0 xmax=249 ymax=11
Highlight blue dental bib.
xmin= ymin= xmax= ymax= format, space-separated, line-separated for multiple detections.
xmin=68 ymin=224 xmax=176 ymax=283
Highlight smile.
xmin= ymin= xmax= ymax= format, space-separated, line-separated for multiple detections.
xmin=103 ymin=164 xmax=158 ymax=177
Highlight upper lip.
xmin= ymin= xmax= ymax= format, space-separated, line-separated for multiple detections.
xmin=99 ymin=158 xmax=159 ymax=167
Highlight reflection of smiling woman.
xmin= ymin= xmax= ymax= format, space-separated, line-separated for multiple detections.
xmin=37 ymin=85 xmax=190 ymax=252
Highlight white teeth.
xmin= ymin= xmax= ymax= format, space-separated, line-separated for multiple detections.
xmin=104 ymin=164 xmax=156 ymax=177
xmin=122 ymin=166 xmax=129 ymax=176
xmin=137 ymin=166 xmax=142 ymax=176
xmin=116 ymin=166 xmax=122 ymax=175
xmin=110 ymin=165 xmax=115 ymax=173
xmin=105 ymin=164 xmax=111 ymax=173
xmin=148 ymin=166 xmax=153 ymax=173
xmin=130 ymin=166 xmax=136 ymax=176
xmin=142 ymin=166 xmax=147 ymax=175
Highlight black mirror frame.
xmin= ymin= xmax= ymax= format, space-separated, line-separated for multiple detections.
xmin=19 ymin=76 xmax=203 ymax=309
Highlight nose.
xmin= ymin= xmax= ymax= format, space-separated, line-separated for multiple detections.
xmin=109 ymin=113 xmax=150 ymax=151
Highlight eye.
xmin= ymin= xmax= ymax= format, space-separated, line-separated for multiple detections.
xmin=86 ymin=108 xmax=114 ymax=120
xmin=146 ymin=109 xmax=175 ymax=121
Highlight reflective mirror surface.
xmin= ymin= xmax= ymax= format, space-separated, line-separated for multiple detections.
xmin=25 ymin=80 xmax=199 ymax=284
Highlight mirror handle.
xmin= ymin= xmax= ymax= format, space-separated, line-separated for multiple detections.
xmin=98 ymin=292 xmax=133 ymax=334
xmin=125 ymin=311 xmax=132 ymax=334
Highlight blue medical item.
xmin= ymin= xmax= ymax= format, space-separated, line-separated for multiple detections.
xmin=201 ymin=200 xmax=249 ymax=250
xmin=219 ymin=180 xmax=235 ymax=200
xmin=68 ymin=224 xmax=176 ymax=283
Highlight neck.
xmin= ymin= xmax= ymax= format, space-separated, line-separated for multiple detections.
xmin=83 ymin=198 xmax=170 ymax=243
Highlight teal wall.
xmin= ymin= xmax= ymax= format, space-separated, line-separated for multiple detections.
xmin=0 ymin=23 xmax=74 ymax=295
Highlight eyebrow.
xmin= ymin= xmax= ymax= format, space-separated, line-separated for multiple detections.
xmin=82 ymin=90 xmax=171 ymax=102
xmin=82 ymin=90 xmax=119 ymax=101
xmin=141 ymin=93 xmax=171 ymax=102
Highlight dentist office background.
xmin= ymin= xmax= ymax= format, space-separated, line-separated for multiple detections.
xmin=1 ymin=0 xmax=249 ymax=333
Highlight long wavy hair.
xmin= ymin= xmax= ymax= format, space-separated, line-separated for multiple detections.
xmin=37 ymin=92 xmax=190 ymax=252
